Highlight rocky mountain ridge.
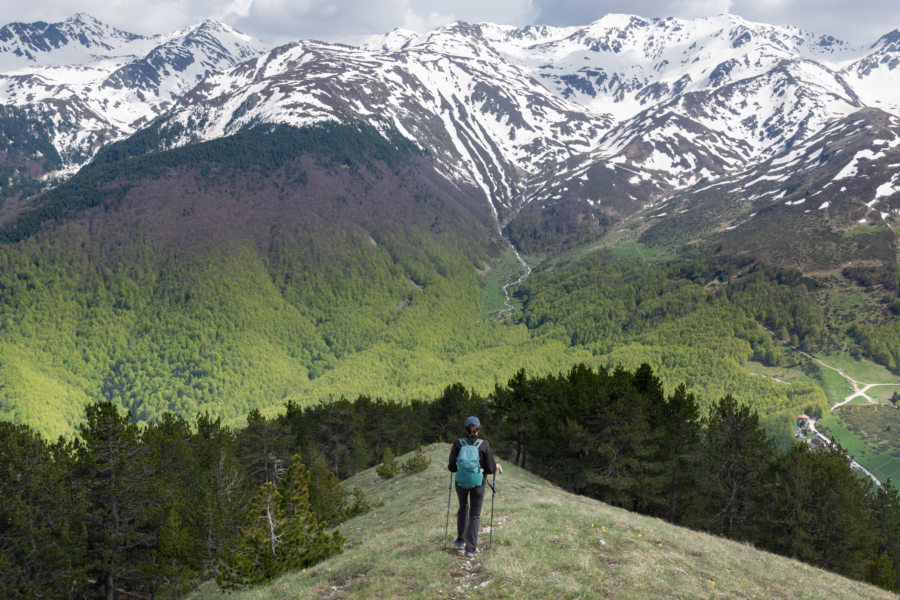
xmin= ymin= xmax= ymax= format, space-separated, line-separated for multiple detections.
xmin=1 ymin=13 xmax=899 ymax=252
xmin=0 ymin=14 xmax=266 ymax=196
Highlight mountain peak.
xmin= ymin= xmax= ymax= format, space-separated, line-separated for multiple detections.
xmin=65 ymin=13 xmax=103 ymax=27
xmin=587 ymin=13 xmax=648 ymax=29
xmin=193 ymin=18 xmax=236 ymax=34
xmin=874 ymin=28 xmax=900 ymax=50
xmin=0 ymin=13 xmax=146 ymax=68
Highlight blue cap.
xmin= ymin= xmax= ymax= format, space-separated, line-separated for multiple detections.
xmin=465 ymin=416 xmax=481 ymax=428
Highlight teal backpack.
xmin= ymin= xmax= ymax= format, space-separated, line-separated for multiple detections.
xmin=455 ymin=439 xmax=483 ymax=489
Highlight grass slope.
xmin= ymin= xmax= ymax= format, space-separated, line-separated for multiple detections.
xmin=189 ymin=444 xmax=896 ymax=600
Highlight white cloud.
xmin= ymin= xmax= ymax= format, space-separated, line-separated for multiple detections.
xmin=0 ymin=0 xmax=896 ymax=44
xmin=232 ymin=0 xmax=538 ymax=43
xmin=533 ymin=0 xmax=732 ymax=27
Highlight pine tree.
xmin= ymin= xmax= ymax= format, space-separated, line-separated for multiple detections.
xmin=237 ymin=409 xmax=294 ymax=486
xmin=864 ymin=552 xmax=898 ymax=592
xmin=193 ymin=413 xmax=251 ymax=575
xmin=154 ymin=509 xmax=197 ymax=598
xmin=697 ymin=395 xmax=772 ymax=539
xmin=492 ymin=369 xmax=538 ymax=468
xmin=307 ymin=448 xmax=351 ymax=527
xmin=144 ymin=413 xmax=203 ymax=596
xmin=757 ymin=443 xmax=878 ymax=577
xmin=277 ymin=455 xmax=344 ymax=570
xmin=402 ymin=443 xmax=432 ymax=475
xmin=0 ymin=423 xmax=88 ymax=599
xmin=75 ymin=401 xmax=153 ymax=600
xmin=868 ymin=481 xmax=900 ymax=589
xmin=218 ymin=455 xmax=343 ymax=588
xmin=661 ymin=384 xmax=702 ymax=524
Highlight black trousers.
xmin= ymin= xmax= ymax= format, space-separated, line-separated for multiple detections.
xmin=455 ymin=481 xmax=486 ymax=552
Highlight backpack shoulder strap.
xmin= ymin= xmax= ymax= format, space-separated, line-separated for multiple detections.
xmin=473 ymin=439 xmax=483 ymax=448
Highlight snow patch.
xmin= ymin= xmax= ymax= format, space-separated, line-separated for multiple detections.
xmin=875 ymin=176 xmax=899 ymax=199
xmin=833 ymin=149 xmax=886 ymax=180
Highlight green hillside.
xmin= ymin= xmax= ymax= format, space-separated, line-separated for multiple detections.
xmin=0 ymin=123 xmax=504 ymax=436
xmin=1 ymin=122 xmax=897 ymax=458
xmin=188 ymin=443 xmax=897 ymax=599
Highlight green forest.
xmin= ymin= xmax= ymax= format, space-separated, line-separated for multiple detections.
xmin=3 ymin=364 xmax=898 ymax=598
xmin=0 ymin=127 xmax=895 ymax=441
xmin=2 ymin=121 xmax=893 ymax=447
xmin=0 ymin=221 xmax=837 ymax=444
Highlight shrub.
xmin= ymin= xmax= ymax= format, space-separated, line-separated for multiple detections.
xmin=401 ymin=444 xmax=432 ymax=475
xmin=375 ymin=447 xmax=399 ymax=479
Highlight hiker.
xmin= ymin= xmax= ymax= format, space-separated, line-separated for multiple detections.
xmin=448 ymin=416 xmax=498 ymax=557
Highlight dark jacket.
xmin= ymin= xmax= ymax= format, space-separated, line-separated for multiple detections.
xmin=448 ymin=435 xmax=497 ymax=477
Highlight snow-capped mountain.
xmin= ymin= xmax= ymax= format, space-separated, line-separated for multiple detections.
xmin=0 ymin=14 xmax=266 ymax=192
xmin=133 ymin=14 xmax=899 ymax=222
xmin=151 ymin=22 xmax=610 ymax=215
xmin=631 ymin=107 xmax=900 ymax=268
xmin=841 ymin=30 xmax=900 ymax=113
xmin=2 ymin=13 xmax=899 ymax=236
xmin=0 ymin=13 xmax=144 ymax=68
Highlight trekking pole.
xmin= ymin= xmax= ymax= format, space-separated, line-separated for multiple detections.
xmin=488 ymin=470 xmax=497 ymax=551
xmin=444 ymin=472 xmax=453 ymax=548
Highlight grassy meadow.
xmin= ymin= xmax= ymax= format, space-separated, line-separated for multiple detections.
xmin=188 ymin=444 xmax=897 ymax=600
xmin=818 ymin=411 xmax=900 ymax=484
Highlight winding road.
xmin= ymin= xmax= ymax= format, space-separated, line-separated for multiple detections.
xmin=805 ymin=418 xmax=883 ymax=487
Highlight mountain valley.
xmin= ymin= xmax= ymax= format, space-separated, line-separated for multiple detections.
xmin=0 ymin=12 xmax=897 ymax=444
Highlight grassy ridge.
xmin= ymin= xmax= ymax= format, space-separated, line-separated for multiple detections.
xmin=188 ymin=444 xmax=896 ymax=599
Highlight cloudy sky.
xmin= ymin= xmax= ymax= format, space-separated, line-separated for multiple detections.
xmin=2 ymin=0 xmax=898 ymax=45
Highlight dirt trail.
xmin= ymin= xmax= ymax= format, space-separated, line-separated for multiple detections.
xmin=797 ymin=351 xmax=899 ymax=411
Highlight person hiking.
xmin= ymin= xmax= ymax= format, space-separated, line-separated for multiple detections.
xmin=448 ymin=416 xmax=498 ymax=558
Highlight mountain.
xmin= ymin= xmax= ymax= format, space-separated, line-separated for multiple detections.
xmin=2 ymin=15 xmax=900 ymax=597
xmin=4 ymin=13 xmax=899 ymax=232
xmin=637 ymin=107 xmax=900 ymax=269
xmin=0 ymin=122 xmax=513 ymax=437
xmin=0 ymin=14 xmax=266 ymax=203
xmin=0 ymin=13 xmax=143 ymax=66
xmin=0 ymin=13 xmax=898 ymax=445
xmin=146 ymin=23 xmax=609 ymax=218
xmin=71 ymin=13 xmax=893 ymax=255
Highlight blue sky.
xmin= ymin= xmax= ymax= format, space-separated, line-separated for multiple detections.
xmin=2 ymin=0 xmax=898 ymax=45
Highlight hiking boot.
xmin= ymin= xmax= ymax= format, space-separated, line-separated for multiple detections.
xmin=453 ymin=539 xmax=465 ymax=551
xmin=465 ymin=550 xmax=476 ymax=558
